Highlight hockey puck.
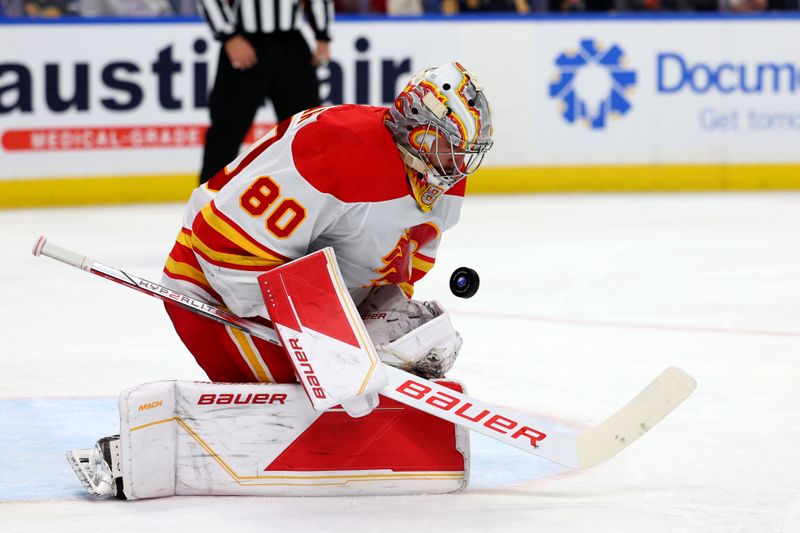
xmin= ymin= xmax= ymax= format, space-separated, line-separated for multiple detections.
xmin=449 ymin=267 xmax=480 ymax=298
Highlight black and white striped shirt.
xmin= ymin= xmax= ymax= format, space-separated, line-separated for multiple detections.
xmin=197 ymin=0 xmax=334 ymax=42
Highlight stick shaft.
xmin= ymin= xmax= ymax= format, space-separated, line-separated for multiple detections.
xmin=33 ymin=236 xmax=280 ymax=345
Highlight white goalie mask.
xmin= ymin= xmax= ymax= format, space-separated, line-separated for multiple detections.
xmin=385 ymin=62 xmax=494 ymax=210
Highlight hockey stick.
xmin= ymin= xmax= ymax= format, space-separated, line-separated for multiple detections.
xmin=33 ymin=236 xmax=696 ymax=469
xmin=31 ymin=236 xmax=281 ymax=345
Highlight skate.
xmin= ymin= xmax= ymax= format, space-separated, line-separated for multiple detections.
xmin=66 ymin=435 xmax=126 ymax=499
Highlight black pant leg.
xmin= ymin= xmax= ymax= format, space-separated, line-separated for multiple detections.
xmin=269 ymin=33 xmax=321 ymax=123
xmin=200 ymin=45 xmax=264 ymax=184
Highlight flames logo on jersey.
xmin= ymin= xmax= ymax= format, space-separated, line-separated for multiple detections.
xmin=371 ymin=223 xmax=440 ymax=288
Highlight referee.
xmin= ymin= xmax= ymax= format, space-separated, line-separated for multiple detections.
xmin=196 ymin=0 xmax=333 ymax=184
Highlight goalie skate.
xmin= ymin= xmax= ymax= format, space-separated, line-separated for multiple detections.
xmin=66 ymin=436 xmax=125 ymax=499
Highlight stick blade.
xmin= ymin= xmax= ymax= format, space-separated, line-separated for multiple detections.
xmin=576 ymin=366 xmax=697 ymax=469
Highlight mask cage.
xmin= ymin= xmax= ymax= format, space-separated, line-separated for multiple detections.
xmin=412 ymin=121 xmax=493 ymax=188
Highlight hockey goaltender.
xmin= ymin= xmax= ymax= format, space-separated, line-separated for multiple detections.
xmin=43 ymin=62 xmax=695 ymax=500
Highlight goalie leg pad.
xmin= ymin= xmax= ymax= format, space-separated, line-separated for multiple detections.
xmin=75 ymin=380 xmax=469 ymax=499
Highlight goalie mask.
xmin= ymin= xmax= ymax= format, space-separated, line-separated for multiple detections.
xmin=385 ymin=62 xmax=494 ymax=211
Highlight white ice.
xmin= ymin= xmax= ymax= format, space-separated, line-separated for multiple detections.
xmin=1 ymin=192 xmax=799 ymax=532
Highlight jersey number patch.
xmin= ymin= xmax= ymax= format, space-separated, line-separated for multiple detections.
xmin=240 ymin=176 xmax=306 ymax=239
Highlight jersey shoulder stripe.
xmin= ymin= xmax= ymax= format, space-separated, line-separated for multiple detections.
xmin=191 ymin=202 xmax=289 ymax=270
xmin=292 ymin=105 xmax=410 ymax=203
xmin=163 ymin=231 xmax=224 ymax=302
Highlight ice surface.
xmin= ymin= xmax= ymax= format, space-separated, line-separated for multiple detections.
xmin=1 ymin=193 xmax=799 ymax=532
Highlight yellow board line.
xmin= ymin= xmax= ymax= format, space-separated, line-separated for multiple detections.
xmin=3 ymin=165 xmax=800 ymax=208
xmin=0 ymin=174 xmax=197 ymax=208
xmin=466 ymin=164 xmax=800 ymax=194
xmin=129 ymin=416 xmax=463 ymax=485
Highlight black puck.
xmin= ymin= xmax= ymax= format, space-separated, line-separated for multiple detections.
xmin=449 ymin=267 xmax=480 ymax=298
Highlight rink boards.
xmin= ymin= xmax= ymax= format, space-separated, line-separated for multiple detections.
xmin=1 ymin=15 xmax=800 ymax=207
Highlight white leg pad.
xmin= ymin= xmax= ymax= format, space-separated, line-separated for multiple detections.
xmin=116 ymin=380 xmax=469 ymax=499
xmin=118 ymin=381 xmax=178 ymax=500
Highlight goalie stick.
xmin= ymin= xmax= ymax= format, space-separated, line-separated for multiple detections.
xmin=32 ymin=236 xmax=697 ymax=470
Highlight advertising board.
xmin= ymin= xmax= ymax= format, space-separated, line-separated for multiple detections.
xmin=1 ymin=16 xmax=798 ymax=206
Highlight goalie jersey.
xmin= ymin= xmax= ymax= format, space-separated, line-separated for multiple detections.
xmin=161 ymin=104 xmax=465 ymax=318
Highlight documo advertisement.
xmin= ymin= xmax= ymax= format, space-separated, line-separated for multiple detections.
xmin=0 ymin=18 xmax=798 ymax=182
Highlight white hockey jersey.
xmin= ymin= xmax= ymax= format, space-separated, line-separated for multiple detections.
xmin=162 ymin=105 xmax=465 ymax=318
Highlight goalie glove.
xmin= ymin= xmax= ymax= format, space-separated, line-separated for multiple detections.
xmin=358 ymin=286 xmax=462 ymax=379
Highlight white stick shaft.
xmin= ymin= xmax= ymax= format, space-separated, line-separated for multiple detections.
xmin=32 ymin=236 xmax=280 ymax=345
xmin=382 ymin=366 xmax=581 ymax=467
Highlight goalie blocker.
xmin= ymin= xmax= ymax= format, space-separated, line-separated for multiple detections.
xmin=255 ymin=247 xmax=462 ymax=415
xmin=257 ymin=248 xmax=389 ymax=417
xmin=68 ymin=380 xmax=469 ymax=499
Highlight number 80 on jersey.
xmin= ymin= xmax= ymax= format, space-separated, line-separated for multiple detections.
xmin=240 ymin=176 xmax=307 ymax=239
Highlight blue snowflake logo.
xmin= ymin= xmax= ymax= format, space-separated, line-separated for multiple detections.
xmin=549 ymin=39 xmax=637 ymax=130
